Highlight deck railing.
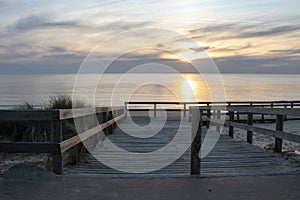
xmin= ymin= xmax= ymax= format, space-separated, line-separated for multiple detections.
xmin=190 ymin=106 xmax=300 ymax=175
xmin=0 ymin=106 xmax=125 ymax=174
xmin=125 ymin=100 xmax=300 ymax=118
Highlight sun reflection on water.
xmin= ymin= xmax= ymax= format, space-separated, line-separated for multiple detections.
xmin=180 ymin=74 xmax=211 ymax=102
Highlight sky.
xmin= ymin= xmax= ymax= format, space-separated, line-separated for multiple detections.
xmin=0 ymin=0 xmax=300 ymax=74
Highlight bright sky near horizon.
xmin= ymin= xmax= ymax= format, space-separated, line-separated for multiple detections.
xmin=0 ymin=0 xmax=299 ymax=73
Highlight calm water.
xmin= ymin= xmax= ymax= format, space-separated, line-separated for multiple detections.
xmin=1 ymin=73 xmax=300 ymax=107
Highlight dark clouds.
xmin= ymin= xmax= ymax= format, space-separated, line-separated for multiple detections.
xmin=214 ymin=55 xmax=300 ymax=74
xmin=188 ymin=22 xmax=300 ymax=41
xmin=269 ymin=48 xmax=300 ymax=55
xmin=11 ymin=15 xmax=82 ymax=32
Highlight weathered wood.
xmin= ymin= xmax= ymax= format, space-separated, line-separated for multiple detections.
xmin=247 ymin=113 xmax=253 ymax=144
xmin=261 ymin=114 xmax=265 ymax=122
xmin=60 ymin=114 xmax=125 ymax=153
xmin=0 ymin=142 xmax=60 ymax=153
xmin=59 ymin=106 xmax=124 ymax=120
xmin=154 ymin=103 xmax=157 ymax=117
xmin=125 ymin=100 xmax=300 ymax=106
xmin=275 ymin=115 xmax=283 ymax=153
xmin=206 ymin=109 xmax=211 ymax=128
xmin=191 ymin=108 xmax=202 ymax=175
xmin=59 ymin=108 xmax=95 ymax=120
xmin=204 ymin=117 xmax=300 ymax=143
xmin=66 ymin=113 xmax=298 ymax=177
xmin=51 ymin=120 xmax=63 ymax=174
xmin=0 ymin=110 xmax=59 ymax=121
xmin=229 ymin=111 xmax=234 ymax=138
xmin=199 ymin=106 xmax=300 ymax=116
xmin=108 ymin=111 xmax=113 ymax=134
xmin=102 ymin=111 xmax=108 ymax=135
xmin=216 ymin=110 xmax=221 ymax=133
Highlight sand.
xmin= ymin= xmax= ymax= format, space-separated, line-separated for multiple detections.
xmin=232 ymin=120 xmax=300 ymax=152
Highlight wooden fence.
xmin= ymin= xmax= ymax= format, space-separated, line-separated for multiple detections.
xmin=125 ymin=100 xmax=300 ymax=118
xmin=0 ymin=106 xmax=125 ymax=174
xmin=190 ymin=106 xmax=300 ymax=175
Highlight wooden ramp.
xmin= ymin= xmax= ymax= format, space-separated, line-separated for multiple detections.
xmin=65 ymin=112 xmax=297 ymax=177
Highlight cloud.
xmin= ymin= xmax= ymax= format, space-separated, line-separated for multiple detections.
xmin=213 ymin=55 xmax=300 ymax=73
xmin=156 ymin=43 xmax=165 ymax=48
xmin=49 ymin=46 xmax=66 ymax=53
xmin=238 ymin=25 xmax=300 ymax=38
xmin=188 ymin=22 xmax=300 ymax=41
xmin=10 ymin=14 xmax=85 ymax=32
xmin=269 ymin=48 xmax=300 ymax=55
xmin=190 ymin=46 xmax=210 ymax=53
xmin=100 ymin=21 xmax=151 ymax=30
xmin=0 ymin=1 xmax=9 ymax=11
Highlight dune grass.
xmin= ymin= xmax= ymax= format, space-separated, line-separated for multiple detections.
xmin=0 ymin=95 xmax=86 ymax=142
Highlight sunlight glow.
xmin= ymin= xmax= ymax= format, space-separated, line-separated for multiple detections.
xmin=180 ymin=74 xmax=211 ymax=102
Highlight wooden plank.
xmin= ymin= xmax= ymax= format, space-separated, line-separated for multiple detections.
xmin=59 ymin=107 xmax=124 ymax=120
xmin=59 ymin=108 xmax=96 ymax=120
xmin=229 ymin=111 xmax=234 ymax=138
xmin=60 ymin=114 xmax=125 ymax=153
xmin=247 ymin=113 xmax=253 ymax=144
xmin=203 ymin=117 xmax=300 ymax=143
xmin=126 ymin=100 xmax=300 ymax=105
xmin=0 ymin=142 xmax=59 ymax=153
xmin=216 ymin=110 xmax=221 ymax=133
xmin=0 ymin=110 xmax=59 ymax=121
xmin=206 ymin=109 xmax=211 ymax=128
xmin=190 ymin=108 xmax=202 ymax=175
xmin=275 ymin=115 xmax=283 ymax=153
xmin=51 ymin=120 xmax=63 ymax=175
xmin=193 ymin=106 xmax=300 ymax=116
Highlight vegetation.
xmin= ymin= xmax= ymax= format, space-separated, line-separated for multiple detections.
xmin=0 ymin=95 xmax=89 ymax=170
xmin=0 ymin=94 xmax=86 ymax=142
xmin=48 ymin=95 xmax=85 ymax=109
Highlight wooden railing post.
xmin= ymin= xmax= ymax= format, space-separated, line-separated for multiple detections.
xmin=154 ymin=103 xmax=157 ymax=118
xmin=108 ymin=110 xmax=113 ymax=134
xmin=51 ymin=120 xmax=63 ymax=174
xmin=216 ymin=110 xmax=221 ymax=133
xmin=284 ymin=105 xmax=287 ymax=120
xmin=229 ymin=111 xmax=234 ymax=138
xmin=236 ymin=112 xmax=240 ymax=122
xmin=247 ymin=113 xmax=253 ymax=144
xmin=112 ymin=110 xmax=117 ymax=128
xmin=124 ymin=102 xmax=128 ymax=118
xmin=190 ymin=108 xmax=202 ymax=175
xmin=103 ymin=111 xmax=108 ymax=135
xmin=183 ymin=103 xmax=187 ymax=117
xmin=275 ymin=115 xmax=283 ymax=153
xmin=261 ymin=114 xmax=265 ymax=123
xmin=188 ymin=109 xmax=192 ymax=122
xmin=206 ymin=109 xmax=211 ymax=128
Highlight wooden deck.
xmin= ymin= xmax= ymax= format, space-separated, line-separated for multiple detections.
xmin=65 ymin=111 xmax=298 ymax=177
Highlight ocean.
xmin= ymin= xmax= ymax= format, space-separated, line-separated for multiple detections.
xmin=1 ymin=73 xmax=300 ymax=107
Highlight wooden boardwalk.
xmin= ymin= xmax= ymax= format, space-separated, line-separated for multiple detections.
xmin=65 ymin=111 xmax=298 ymax=177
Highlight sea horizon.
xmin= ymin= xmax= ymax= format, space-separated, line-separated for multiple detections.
xmin=1 ymin=73 xmax=300 ymax=106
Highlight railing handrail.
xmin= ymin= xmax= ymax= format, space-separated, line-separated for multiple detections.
xmin=190 ymin=106 xmax=300 ymax=175
xmin=126 ymin=100 xmax=300 ymax=104
xmin=0 ymin=106 xmax=124 ymax=121
xmin=194 ymin=106 xmax=300 ymax=116
xmin=0 ymin=106 xmax=126 ymax=174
